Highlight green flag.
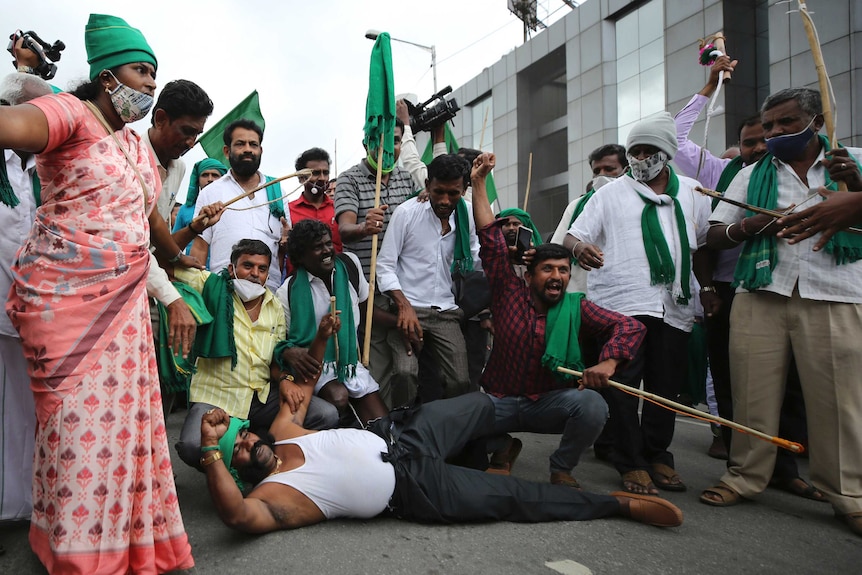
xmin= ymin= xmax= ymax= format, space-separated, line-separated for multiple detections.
xmin=363 ymin=33 xmax=396 ymax=172
xmin=198 ymin=91 xmax=265 ymax=161
xmin=421 ymin=123 xmax=498 ymax=204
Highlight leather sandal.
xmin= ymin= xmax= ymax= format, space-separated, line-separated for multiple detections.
xmin=621 ymin=469 xmax=659 ymax=495
xmin=610 ymin=491 xmax=683 ymax=527
xmin=650 ymin=463 xmax=687 ymax=492
xmin=700 ymin=482 xmax=742 ymax=507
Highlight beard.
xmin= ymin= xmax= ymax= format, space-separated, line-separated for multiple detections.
xmin=237 ymin=431 xmax=277 ymax=486
xmin=229 ymin=150 xmax=262 ymax=178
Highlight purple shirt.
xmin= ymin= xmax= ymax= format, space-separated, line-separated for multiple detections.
xmin=673 ymin=94 xmax=741 ymax=283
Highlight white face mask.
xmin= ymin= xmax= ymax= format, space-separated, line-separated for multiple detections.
xmin=591 ymin=175 xmax=617 ymax=190
xmin=232 ymin=273 xmax=266 ymax=302
xmin=105 ymin=70 xmax=154 ymax=123
xmin=626 ymin=150 xmax=669 ymax=182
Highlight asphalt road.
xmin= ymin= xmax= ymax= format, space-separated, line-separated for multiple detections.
xmin=2 ymin=409 xmax=861 ymax=574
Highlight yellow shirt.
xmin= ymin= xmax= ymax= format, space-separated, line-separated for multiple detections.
xmin=175 ymin=268 xmax=286 ymax=418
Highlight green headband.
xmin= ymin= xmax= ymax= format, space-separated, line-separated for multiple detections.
xmin=218 ymin=416 xmax=250 ymax=474
xmin=186 ymin=158 xmax=227 ymax=207
xmin=85 ymin=14 xmax=157 ymax=80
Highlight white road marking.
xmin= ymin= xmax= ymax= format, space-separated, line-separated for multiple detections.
xmin=545 ymin=559 xmax=593 ymax=575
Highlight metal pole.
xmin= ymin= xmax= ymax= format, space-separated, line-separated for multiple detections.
xmin=431 ymin=45 xmax=437 ymax=94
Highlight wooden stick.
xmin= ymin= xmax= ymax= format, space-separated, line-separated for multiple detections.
xmin=712 ymin=33 xmax=731 ymax=82
xmin=362 ymin=133 xmax=386 ymax=366
xmin=330 ymin=296 xmax=339 ymax=360
xmin=195 ymin=169 xmax=312 ymax=227
xmin=798 ymin=2 xmax=847 ymax=191
xmin=522 ymin=153 xmax=533 ymax=211
xmin=697 ymin=186 xmax=862 ymax=234
xmin=556 ymin=367 xmax=804 ymax=453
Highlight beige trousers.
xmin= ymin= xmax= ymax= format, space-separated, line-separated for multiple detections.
xmin=722 ymin=290 xmax=862 ymax=514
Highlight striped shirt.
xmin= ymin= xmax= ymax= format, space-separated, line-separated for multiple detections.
xmin=175 ymin=267 xmax=286 ymax=418
xmin=334 ymin=160 xmax=416 ymax=276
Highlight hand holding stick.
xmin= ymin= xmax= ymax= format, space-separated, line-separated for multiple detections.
xmin=330 ymin=295 xmax=339 ymax=359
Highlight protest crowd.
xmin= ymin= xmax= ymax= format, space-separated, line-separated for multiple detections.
xmin=1 ymin=11 xmax=861 ymax=575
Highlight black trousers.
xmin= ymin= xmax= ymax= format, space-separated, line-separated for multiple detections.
xmin=608 ymin=315 xmax=689 ymax=474
xmin=370 ymin=393 xmax=620 ymax=524
xmin=705 ymin=282 xmax=807 ymax=480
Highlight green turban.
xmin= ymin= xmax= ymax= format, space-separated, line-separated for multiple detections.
xmin=496 ymin=208 xmax=543 ymax=247
xmin=186 ymin=158 xmax=227 ymax=207
xmin=85 ymin=14 xmax=157 ymax=80
xmin=218 ymin=416 xmax=250 ymax=473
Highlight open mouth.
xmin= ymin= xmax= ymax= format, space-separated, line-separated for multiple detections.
xmin=321 ymin=255 xmax=333 ymax=265
xmin=546 ymin=283 xmax=563 ymax=296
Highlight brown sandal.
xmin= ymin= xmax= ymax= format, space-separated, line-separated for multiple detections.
xmin=650 ymin=463 xmax=687 ymax=492
xmin=621 ymin=470 xmax=659 ymax=495
xmin=700 ymin=482 xmax=742 ymax=507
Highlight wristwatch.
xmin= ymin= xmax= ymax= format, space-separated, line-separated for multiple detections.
xmin=700 ymin=286 xmax=717 ymax=294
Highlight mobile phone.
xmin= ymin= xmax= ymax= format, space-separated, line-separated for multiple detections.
xmin=515 ymin=225 xmax=532 ymax=255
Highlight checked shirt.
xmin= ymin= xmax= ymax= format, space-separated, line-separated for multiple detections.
xmin=479 ymin=220 xmax=645 ymax=399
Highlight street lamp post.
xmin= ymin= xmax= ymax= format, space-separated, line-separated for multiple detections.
xmin=365 ymin=29 xmax=437 ymax=94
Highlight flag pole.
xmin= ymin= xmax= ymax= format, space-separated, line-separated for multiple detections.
xmin=362 ymin=133 xmax=386 ymax=366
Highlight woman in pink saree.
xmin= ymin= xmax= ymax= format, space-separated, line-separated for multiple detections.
xmin=0 ymin=14 xmax=193 ymax=574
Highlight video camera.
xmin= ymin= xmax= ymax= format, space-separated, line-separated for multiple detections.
xmin=7 ymin=30 xmax=65 ymax=80
xmin=404 ymin=86 xmax=460 ymax=134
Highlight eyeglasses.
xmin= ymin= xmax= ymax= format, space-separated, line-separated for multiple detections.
xmin=309 ymin=169 xmax=330 ymax=177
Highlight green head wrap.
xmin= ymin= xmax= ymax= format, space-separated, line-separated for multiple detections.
xmin=85 ymin=14 xmax=157 ymax=80
xmin=496 ymin=208 xmax=543 ymax=247
xmin=218 ymin=417 xmax=250 ymax=475
xmin=186 ymin=158 xmax=227 ymax=207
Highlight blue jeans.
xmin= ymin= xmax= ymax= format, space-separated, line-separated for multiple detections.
xmin=489 ymin=388 xmax=608 ymax=474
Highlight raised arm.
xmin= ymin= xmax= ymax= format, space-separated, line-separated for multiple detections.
xmin=470 ymin=153 xmax=496 ymax=229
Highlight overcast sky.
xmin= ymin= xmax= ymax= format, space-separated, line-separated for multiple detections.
xmin=2 ymin=0 xmax=572 ymax=203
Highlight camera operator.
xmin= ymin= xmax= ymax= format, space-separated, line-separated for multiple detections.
xmin=397 ymin=98 xmax=446 ymax=191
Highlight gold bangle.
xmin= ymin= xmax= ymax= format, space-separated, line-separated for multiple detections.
xmin=200 ymin=450 xmax=223 ymax=467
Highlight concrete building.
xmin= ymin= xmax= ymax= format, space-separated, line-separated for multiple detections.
xmin=442 ymin=0 xmax=861 ymax=236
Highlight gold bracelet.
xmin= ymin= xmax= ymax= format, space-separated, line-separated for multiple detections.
xmin=200 ymin=450 xmax=223 ymax=468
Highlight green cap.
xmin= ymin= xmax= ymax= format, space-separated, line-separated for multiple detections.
xmin=85 ymin=14 xmax=157 ymax=80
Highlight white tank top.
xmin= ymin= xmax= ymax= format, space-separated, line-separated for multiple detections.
xmin=259 ymin=429 xmax=396 ymax=519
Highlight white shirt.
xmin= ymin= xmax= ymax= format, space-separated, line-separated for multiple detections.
xmin=377 ymin=197 xmax=480 ymax=311
xmin=711 ymin=147 xmax=862 ymax=303
xmin=0 ymin=150 xmax=38 ymax=337
xmin=195 ymin=171 xmax=287 ymax=292
xmin=551 ymin=195 xmax=591 ymax=294
xmin=570 ymin=173 xmax=711 ymax=332
xmin=275 ymin=252 xmax=376 ymax=395
xmin=141 ymin=128 xmax=186 ymax=224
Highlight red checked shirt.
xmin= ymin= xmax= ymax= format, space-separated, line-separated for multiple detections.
xmin=479 ymin=220 xmax=645 ymax=398
xmin=285 ymin=194 xmax=343 ymax=276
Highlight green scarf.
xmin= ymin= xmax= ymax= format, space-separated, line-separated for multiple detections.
xmin=632 ymin=165 xmax=692 ymax=304
xmin=194 ymin=269 xmax=237 ymax=368
xmin=541 ymin=292 xmax=585 ymax=381
xmin=265 ymin=175 xmax=285 ymax=220
xmin=497 ymin=207 xmax=543 ymax=247
xmin=277 ymin=259 xmax=357 ymax=382
xmin=156 ymin=282 xmax=213 ymax=393
xmin=451 ymin=198 xmax=474 ymax=273
xmin=0 ymin=153 xmax=40 ymax=208
xmin=713 ymin=155 xmax=745 ymax=209
xmin=185 ymin=158 xmax=226 ymax=207
xmin=568 ymin=190 xmax=596 ymax=228
xmin=733 ymin=136 xmax=862 ymax=290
